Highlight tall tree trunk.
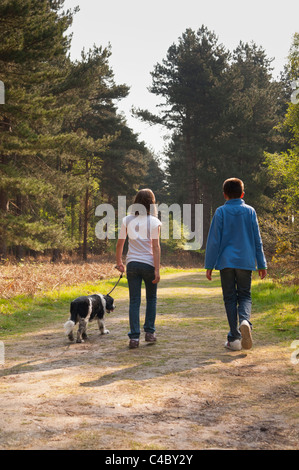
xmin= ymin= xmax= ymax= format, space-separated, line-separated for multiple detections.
xmin=82 ymin=160 xmax=89 ymax=261
xmin=202 ymin=184 xmax=212 ymax=248
xmin=82 ymin=186 xmax=89 ymax=261
xmin=0 ymin=188 xmax=8 ymax=260
xmin=51 ymin=248 xmax=62 ymax=263
xmin=185 ymin=118 xmax=199 ymax=233
xmin=15 ymin=194 xmax=24 ymax=260
xmin=71 ymin=198 xmax=75 ymax=241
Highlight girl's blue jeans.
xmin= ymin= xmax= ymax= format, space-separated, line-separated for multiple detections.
xmin=126 ymin=261 xmax=157 ymax=339
xmin=220 ymin=268 xmax=252 ymax=342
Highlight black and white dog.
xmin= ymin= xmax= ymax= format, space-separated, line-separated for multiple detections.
xmin=64 ymin=294 xmax=115 ymax=343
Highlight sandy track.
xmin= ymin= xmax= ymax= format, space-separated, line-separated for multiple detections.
xmin=0 ymin=272 xmax=298 ymax=450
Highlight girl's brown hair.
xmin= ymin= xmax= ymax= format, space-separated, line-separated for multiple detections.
xmin=133 ymin=188 xmax=157 ymax=216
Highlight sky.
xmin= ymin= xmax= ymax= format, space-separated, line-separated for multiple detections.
xmin=63 ymin=0 xmax=299 ymax=156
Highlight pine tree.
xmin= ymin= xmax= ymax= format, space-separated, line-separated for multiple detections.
xmin=60 ymin=45 xmax=147 ymax=258
xmin=218 ymin=41 xmax=284 ymax=209
xmin=0 ymin=0 xmax=77 ymax=258
xmin=135 ymin=28 xmax=285 ymax=247
xmin=264 ymin=33 xmax=299 ymax=271
xmin=134 ymin=26 xmax=230 ymax=243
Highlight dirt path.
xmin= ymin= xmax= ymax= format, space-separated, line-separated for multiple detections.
xmin=0 ymin=272 xmax=298 ymax=450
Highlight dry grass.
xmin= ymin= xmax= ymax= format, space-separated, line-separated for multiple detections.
xmin=0 ymin=257 xmax=116 ymax=299
xmin=0 ymin=251 xmax=204 ymax=300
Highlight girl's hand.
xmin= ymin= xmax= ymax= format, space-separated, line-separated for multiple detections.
xmin=152 ymin=270 xmax=160 ymax=284
xmin=206 ymin=269 xmax=213 ymax=281
xmin=115 ymin=263 xmax=125 ymax=273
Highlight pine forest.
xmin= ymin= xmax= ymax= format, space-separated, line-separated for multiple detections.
xmin=0 ymin=1 xmax=298 ymax=276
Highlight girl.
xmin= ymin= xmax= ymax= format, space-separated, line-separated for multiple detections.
xmin=116 ymin=189 xmax=162 ymax=349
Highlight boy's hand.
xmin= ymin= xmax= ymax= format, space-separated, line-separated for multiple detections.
xmin=259 ymin=269 xmax=267 ymax=280
xmin=206 ymin=269 xmax=213 ymax=281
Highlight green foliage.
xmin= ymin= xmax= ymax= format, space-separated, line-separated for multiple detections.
xmin=264 ymin=150 xmax=299 ymax=213
xmin=0 ymin=0 xmax=154 ymax=260
xmin=263 ymin=33 xmax=299 ymax=275
xmin=135 ymin=27 xmax=285 ymax=245
xmin=0 ymin=7 xmax=297 ymax=264
xmin=0 ymin=0 xmax=77 ymax=254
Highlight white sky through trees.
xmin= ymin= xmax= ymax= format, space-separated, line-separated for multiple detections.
xmin=63 ymin=0 xmax=299 ymax=156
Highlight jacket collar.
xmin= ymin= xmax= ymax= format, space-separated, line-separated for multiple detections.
xmin=225 ymin=198 xmax=245 ymax=205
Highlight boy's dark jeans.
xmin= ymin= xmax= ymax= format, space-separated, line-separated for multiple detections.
xmin=220 ymin=268 xmax=252 ymax=342
xmin=126 ymin=261 xmax=157 ymax=339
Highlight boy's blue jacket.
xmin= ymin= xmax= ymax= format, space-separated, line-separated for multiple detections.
xmin=205 ymin=199 xmax=267 ymax=271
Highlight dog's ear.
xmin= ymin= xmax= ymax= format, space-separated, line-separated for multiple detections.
xmin=104 ymin=294 xmax=114 ymax=302
xmin=104 ymin=294 xmax=115 ymax=312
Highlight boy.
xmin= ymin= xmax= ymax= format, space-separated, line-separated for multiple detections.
xmin=205 ymin=178 xmax=267 ymax=351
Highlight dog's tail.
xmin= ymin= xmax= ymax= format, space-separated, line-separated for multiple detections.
xmin=64 ymin=320 xmax=75 ymax=336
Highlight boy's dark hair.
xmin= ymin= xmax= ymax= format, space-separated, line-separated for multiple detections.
xmin=223 ymin=178 xmax=244 ymax=199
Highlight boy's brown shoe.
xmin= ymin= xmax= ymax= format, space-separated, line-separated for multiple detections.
xmin=145 ymin=332 xmax=157 ymax=343
xmin=129 ymin=339 xmax=139 ymax=349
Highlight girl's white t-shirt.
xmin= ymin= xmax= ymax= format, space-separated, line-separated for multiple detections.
xmin=119 ymin=214 xmax=162 ymax=267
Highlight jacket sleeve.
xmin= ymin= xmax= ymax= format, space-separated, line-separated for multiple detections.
xmin=204 ymin=209 xmax=223 ymax=269
xmin=252 ymin=210 xmax=267 ymax=269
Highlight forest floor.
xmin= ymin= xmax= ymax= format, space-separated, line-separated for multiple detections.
xmin=0 ymin=269 xmax=298 ymax=450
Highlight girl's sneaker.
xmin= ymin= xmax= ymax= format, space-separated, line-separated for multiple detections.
xmin=240 ymin=320 xmax=253 ymax=349
xmin=225 ymin=339 xmax=242 ymax=351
